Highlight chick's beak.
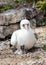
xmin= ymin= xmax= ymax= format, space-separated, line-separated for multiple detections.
xmin=24 ymin=24 xmax=29 ymax=30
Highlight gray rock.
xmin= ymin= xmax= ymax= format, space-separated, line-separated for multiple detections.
xmin=0 ymin=9 xmax=25 ymax=25
xmin=0 ymin=9 xmax=25 ymax=39
xmin=0 ymin=23 xmax=20 ymax=38
xmin=25 ymin=8 xmax=39 ymax=19
xmin=30 ymin=19 xmax=36 ymax=28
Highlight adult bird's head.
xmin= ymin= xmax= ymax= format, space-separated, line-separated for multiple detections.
xmin=20 ymin=19 xmax=30 ymax=30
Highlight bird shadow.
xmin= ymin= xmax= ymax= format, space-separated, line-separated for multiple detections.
xmin=26 ymin=46 xmax=42 ymax=53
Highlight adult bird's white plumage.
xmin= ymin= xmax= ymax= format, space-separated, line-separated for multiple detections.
xmin=11 ymin=19 xmax=36 ymax=54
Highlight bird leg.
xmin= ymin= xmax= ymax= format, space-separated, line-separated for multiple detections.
xmin=20 ymin=45 xmax=27 ymax=54
xmin=14 ymin=45 xmax=27 ymax=55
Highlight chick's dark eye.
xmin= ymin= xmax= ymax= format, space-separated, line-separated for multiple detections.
xmin=27 ymin=24 xmax=29 ymax=26
xmin=23 ymin=24 xmax=25 ymax=27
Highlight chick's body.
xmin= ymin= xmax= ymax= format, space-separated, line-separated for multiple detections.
xmin=11 ymin=28 xmax=36 ymax=50
xmin=11 ymin=19 xmax=36 ymax=54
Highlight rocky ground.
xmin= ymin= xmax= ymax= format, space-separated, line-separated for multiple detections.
xmin=0 ymin=26 xmax=46 ymax=65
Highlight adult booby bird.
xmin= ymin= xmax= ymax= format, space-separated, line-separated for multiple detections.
xmin=10 ymin=19 xmax=36 ymax=54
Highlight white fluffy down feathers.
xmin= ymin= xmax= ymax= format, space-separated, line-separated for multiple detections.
xmin=11 ymin=19 xmax=36 ymax=50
